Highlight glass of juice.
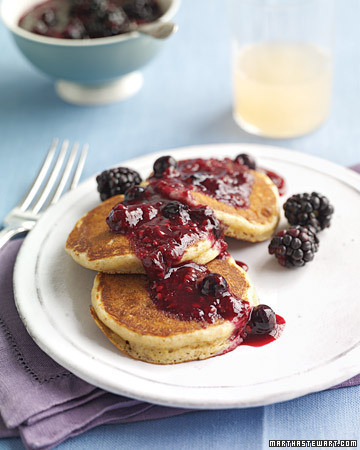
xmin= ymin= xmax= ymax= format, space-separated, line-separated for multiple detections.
xmin=230 ymin=0 xmax=335 ymax=138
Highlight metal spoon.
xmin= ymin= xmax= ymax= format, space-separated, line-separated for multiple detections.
xmin=129 ymin=21 xmax=178 ymax=39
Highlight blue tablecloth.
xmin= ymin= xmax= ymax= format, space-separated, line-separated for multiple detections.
xmin=0 ymin=0 xmax=359 ymax=448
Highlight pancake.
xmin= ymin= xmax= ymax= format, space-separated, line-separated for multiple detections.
xmin=146 ymin=161 xmax=280 ymax=242
xmin=192 ymin=170 xmax=280 ymax=242
xmin=65 ymin=195 xmax=221 ymax=273
xmin=91 ymin=257 xmax=258 ymax=364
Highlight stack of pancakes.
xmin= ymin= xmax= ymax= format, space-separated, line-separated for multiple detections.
xmin=66 ymin=163 xmax=280 ymax=364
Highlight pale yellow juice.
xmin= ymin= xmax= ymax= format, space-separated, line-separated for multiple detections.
xmin=233 ymin=42 xmax=332 ymax=138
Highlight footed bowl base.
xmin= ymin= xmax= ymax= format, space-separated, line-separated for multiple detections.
xmin=55 ymin=72 xmax=144 ymax=105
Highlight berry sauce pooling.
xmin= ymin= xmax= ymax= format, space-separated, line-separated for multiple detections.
xmin=106 ymin=156 xmax=283 ymax=343
xmin=233 ymin=152 xmax=286 ymax=197
xmin=106 ymin=170 xmax=253 ymax=326
xmin=244 ymin=314 xmax=285 ymax=347
xmin=107 ymin=177 xmax=227 ymax=282
xmin=150 ymin=263 xmax=251 ymax=324
xmin=262 ymin=169 xmax=286 ymax=196
xmin=150 ymin=157 xmax=254 ymax=209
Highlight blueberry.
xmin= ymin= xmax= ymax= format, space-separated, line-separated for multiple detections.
xmin=124 ymin=185 xmax=145 ymax=203
xmin=234 ymin=153 xmax=257 ymax=170
xmin=162 ymin=201 xmax=189 ymax=219
xmin=248 ymin=305 xmax=276 ymax=335
xmin=153 ymin=156 xmax=177 ymax=178
xmin=201 ymin=273 xmax=228 ymax=296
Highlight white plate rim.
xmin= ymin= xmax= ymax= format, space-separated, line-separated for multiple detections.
xmin=13 ymin=143 xmax=360 ymax=409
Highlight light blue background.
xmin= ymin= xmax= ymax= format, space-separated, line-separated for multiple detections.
xmin=1 ymin=0 xmax=360 ymax=448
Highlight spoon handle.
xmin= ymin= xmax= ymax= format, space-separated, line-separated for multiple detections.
xmin=130 ymin=21 xmax=178 ymax=39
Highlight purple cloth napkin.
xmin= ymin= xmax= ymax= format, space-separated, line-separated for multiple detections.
xmin=0 ymin=239 xmax=189 ymax=449
xmin=1 ymin=163 xmax=360 ymax=449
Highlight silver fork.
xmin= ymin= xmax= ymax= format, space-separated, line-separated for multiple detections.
xmin=0 ymin=139 xmax=88 ymax=250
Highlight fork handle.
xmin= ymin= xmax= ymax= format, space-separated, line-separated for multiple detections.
xmin=0 ymin=226 xmax=29 ymax=251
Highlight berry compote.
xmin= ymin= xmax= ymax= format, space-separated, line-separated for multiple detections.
xmin=235 ymin=260 xmax=249 ymax=272
xmin=19 ymin=0 xmax=161 ymax=39
xmin=107 ymin=178 xmax=227 ymax=280
xmin=150 ymin=262 xmax=252 ymax=326
xmin=106 ymin=157 xmax=284 ymax=349
xmin=149 ymin=157 xmax=254 ymax=209
xmin=232 ymin=153 xmax=286 ymax=197
xmin=106 ymin=176 xmax=252 ymax=327
xmin=262 ymin=169 xmax=286 ymax=196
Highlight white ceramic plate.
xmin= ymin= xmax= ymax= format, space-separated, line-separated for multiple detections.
xmin=14 ymin=144 xmax=360 ymax=409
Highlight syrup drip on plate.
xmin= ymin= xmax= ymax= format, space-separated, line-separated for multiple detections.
xmin=243 ymin=315 xmax=286 ymax=347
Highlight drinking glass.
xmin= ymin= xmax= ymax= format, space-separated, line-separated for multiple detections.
xmin=230 ymin=0 xmax=335 ymax=138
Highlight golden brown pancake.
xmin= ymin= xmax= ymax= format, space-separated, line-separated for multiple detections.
xmin=143 ymin=168 xmax=280 ymax=242
xmin=65 ymin=195 xmax=221 ymax=273
xmin=91 ymin=257 xmax=258 ymax=364
xmin=191 ymin=170 xmax=280 ymax=242
xmin=66 ymin=163 xmax=279 ymax=275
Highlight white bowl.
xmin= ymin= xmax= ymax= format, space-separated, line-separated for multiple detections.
xmin=1 ymin=0 xmax=180 ymax=104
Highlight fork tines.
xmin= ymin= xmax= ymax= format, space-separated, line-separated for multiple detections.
xmin=19 ymin=139 xmax=88 ymax=214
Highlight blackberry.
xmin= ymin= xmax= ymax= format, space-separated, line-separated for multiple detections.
xmin=96 ymin=167 xmax=142 ymax=201
xmin=284 ymin=192 xmax=334 ymax=232
xmin=123 ymin=0 xmax=161 ymax=22
xmin=234 ymin=153 xmax=257 ymax=170
xmin=69 ymin=0 xmax=129 ymax=38
xmin=153 ymin=156 xmax=177 ymax=178
xmin=268 ymin=226 xmax=319 ymax=268
xmin=201 ymin=273 xmax=228 ymax=296
xmin=247 ymin=305 xmax=276 ymax=335
xmin=89 ymin=7 xmax=128 ymax=37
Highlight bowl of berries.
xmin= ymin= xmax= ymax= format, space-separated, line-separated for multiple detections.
xmin=1 ymin=0 xmax=180 ymax=105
